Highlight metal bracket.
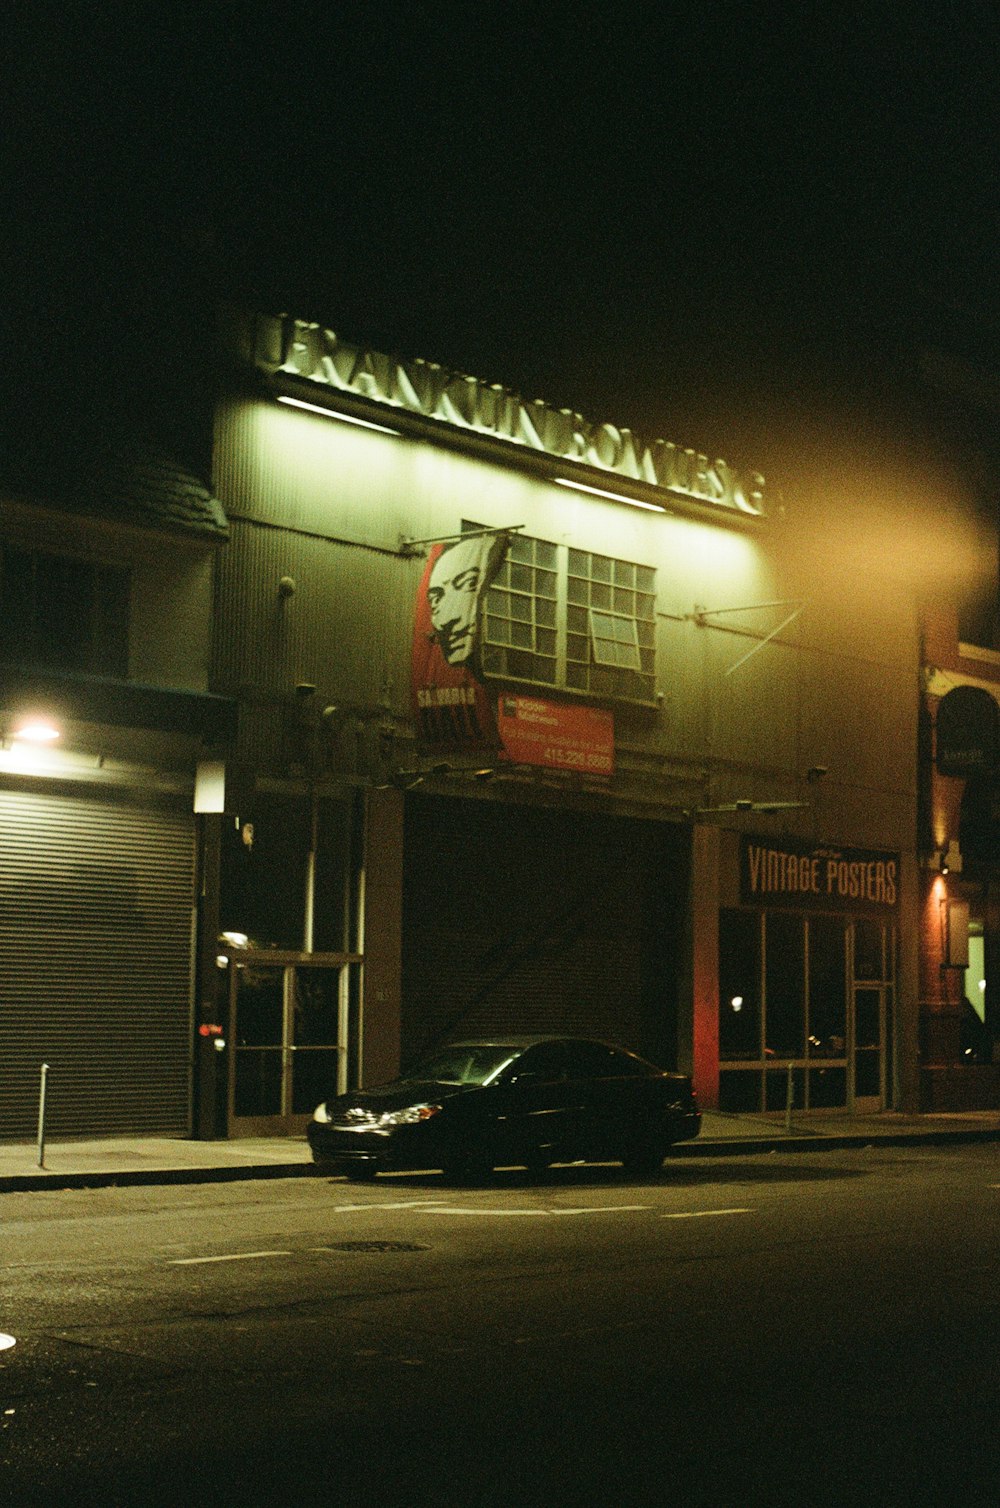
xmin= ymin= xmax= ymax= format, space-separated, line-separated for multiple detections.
xmin=691 ymin=599 xmax=804 ymax=675
xmin=397 ymin=523 xmax=523 ymax=558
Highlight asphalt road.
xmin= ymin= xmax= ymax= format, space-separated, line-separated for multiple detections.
xmin=3 ymin=1145 xmax=1000 ymax=1506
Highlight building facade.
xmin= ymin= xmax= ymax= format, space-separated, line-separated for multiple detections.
xmin=5 ymin=312 xmax=994 ymax=1144
xmin=197 ymin=310 xmax=955 ymax=1136
xmin=0 ymin=418 xmax=235 ymax=1139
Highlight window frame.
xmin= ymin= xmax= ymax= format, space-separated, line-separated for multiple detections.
xmin=0 ymin=542 xmax=131 ymax=678
xmin=469 ymin=523 xmax=657 ymax=705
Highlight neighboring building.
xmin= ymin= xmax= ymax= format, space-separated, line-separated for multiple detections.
xmin=201 ymin=309 xmax=957 ymax=1135
xmin=915 ymin=333 xmax=1000 ymax=1110
xmin=919 ymin=612 xmax=1000 ymax=1108
xmin=0 ymin=413 xmax=235 ymax=1138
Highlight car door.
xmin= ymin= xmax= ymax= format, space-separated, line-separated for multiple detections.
xmin=493 ymin=1042 xmax=581 ymax=1163
xmin=555 ymin=1041 xmax=629 ymax=1158
xmin=563 ymin=1041 xmax=662 ymax=1159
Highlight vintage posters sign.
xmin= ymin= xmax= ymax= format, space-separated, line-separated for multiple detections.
xmin=411 ymin=533 xmax=509 ymax=751
xmin=740 ymin=835 xmax=899 ymax=913
xmin=497 ymin=695 xmax=614 ymax=776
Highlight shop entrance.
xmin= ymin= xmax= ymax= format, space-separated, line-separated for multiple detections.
xmin=718 ymin=911 xmax=897 ymax=1113
xmin=850 ymin=915 xmax=894 ymax=1111
xmin=852 ymin=985 xmax=888 ymax=1108
xmin=224 ymin=950 xmax=362 ymax=1135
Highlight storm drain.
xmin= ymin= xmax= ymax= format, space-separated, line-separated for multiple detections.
xmin=327 ymin=1240 xmax=429 ymax=1253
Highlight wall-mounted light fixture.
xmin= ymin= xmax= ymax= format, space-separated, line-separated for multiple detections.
xmin=276 ymin=394 xmax=401 ymax=436
xmin=940 ymin=839 xmax=962 ymax=876
xmin=553 ymin=477 xmax=666 ymax=513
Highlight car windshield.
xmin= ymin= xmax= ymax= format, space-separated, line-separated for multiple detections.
xmin=405 ymin=1044 xmax=520 ymax=1086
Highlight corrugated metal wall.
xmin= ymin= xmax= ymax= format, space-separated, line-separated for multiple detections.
xmin=401 ymin=793 xmax=688 ymax=1070
xmin=212 ymin=397 xmax=417 ymax=723
xmin=0 ymin=785 xmax=195 ymax=1139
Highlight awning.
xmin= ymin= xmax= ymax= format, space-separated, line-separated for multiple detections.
xmin=0 ymin=663 xmax=237 ymax=746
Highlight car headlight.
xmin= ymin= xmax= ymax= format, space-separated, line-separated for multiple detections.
xmin=312 ymin=1103 xmax=331 ymax=1124
xmin=378 ymin=1103 xmax=442 ymax=1127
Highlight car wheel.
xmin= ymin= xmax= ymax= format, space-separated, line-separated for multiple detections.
xmin=621 ymin=1143 xmax=666 ymax=1177
xmin=345 ymin=1163 xmax=379 ymax=1182
xmin=523 ymin=1144 xmax=553 ymax=1177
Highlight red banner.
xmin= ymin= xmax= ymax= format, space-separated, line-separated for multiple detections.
xmin=411 ymin=535 xmax=508 ymax=752
xmin=497 ymin=695 xmax=614 ymax=776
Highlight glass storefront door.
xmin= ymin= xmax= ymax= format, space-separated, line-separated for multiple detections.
xmin=852 ymin=986 xmax=886 ymax=1108
xmin=227 ymin=952 xmax=354 ymax=1134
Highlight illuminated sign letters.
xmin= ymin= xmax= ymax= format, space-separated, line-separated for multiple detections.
xmin=740 ymin=836 xmax=899 ymax=912
xmin=261 ymin=318 xmax=766 ymax=517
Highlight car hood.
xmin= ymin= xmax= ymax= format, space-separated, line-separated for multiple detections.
xmin=326 ymin=1080 xmax=477 ymax=1114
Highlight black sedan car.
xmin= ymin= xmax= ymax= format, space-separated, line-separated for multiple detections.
xmin=306 ymin=1036 xmax=700 ymax=1181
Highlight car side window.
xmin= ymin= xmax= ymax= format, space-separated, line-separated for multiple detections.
xmin=559 ymin=1041 xmax=620 ymax=1079
xmin=605 ymin=1045 xmax=655 ymax=1077
xmin=513 ymin=1043 xmax=571 ymax=1081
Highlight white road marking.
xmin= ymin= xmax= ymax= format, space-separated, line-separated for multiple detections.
xmin=660 ymin=1207 xmax=753 ymax=1220
xmin=324 ymin=1199 xmax=749 ymax=1219
xmin=375 ymin=1203 xmax=652 ymax=1217
xmin=323 ymin=1198 xmax=653 ymax=1218
xmin=330 ymin=1200 xmax=446 ymax=1212
xmin=408 ymin=1207 xmax=548 ymax=1217
xmin=169 ymin=1250 xmax=292 ymax=1266
xmin=552 ymin=1205 xmax=650 ymax=1216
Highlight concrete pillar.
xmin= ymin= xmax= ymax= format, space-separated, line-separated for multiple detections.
xmin=360 ymin=787 xmax=404 ymax=1087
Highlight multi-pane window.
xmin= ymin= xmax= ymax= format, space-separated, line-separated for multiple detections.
xmin=566 ymin=549 xmax=655 ymax=700
xmin=0 ymin=545 xmax=130 ymax=677
xmin=480 ymin=532 xmax=559 ymax=686
xmin=472 ymin=524 xmax=657 ymax=704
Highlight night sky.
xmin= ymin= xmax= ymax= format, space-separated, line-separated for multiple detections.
xmin=8 ymin=4 xmax=1000 ymax=459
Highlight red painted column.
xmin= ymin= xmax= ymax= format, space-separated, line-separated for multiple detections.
xmin=690 ymin=824 xmax=720 ymax=1108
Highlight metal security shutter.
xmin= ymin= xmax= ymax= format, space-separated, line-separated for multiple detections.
xmin=402 ymin=794 xmax=687 ymax=1070
xmin=0 ymin=785 xmax=195 ymax=1139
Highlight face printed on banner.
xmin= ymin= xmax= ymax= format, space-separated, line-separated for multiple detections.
xmin=426 ymin=534 xmax=496 ymax=666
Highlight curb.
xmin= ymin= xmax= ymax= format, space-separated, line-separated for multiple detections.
xmin=2 ymin=1127 xmax=999 ymax=1192
xmin=0 ymin=1162 xmax=315 ymax=1194
xmin=681 ymin=1127 xmax=1000 ymax=1156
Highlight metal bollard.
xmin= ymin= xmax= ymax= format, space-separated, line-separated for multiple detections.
xmin=37 ymin=1062 xmax=49 ymax=1169
xmin=785 ymin=1061 xmax=794 ymax=1133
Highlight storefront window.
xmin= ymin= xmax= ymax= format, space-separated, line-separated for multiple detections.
xmin=764 ymin=913 xmax=804 ymax=1058
xmin=719 ymin=910 xmax=893 ymax=1112
xmin=808 ymin=916 xmax=847 ymax=1057
xmin=719 ymin=908 xmax=761 ymax=1060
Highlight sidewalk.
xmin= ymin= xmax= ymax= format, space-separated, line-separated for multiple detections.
xmin=3 ymin=1108 xmax=999 ymax=1192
